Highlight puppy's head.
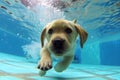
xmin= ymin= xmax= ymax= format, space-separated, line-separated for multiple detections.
xmin=41 ymin=19 xmax=88 ymax=56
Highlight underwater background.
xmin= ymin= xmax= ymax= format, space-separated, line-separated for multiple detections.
xmin=0 ymin=0 xmax=120 ymax=80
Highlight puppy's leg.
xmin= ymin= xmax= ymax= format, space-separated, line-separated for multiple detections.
xmin=54 ymin=56 xmax=74 ymax=72
xmin=37 ymin=47 xmax=52 ymax=76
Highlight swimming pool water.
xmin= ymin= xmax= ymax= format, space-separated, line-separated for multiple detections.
xmin=0 ymin=0 xmax=120 ymax=80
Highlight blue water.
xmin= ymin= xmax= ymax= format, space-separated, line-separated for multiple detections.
xmin=0 ymin=0 xmax=120 ymax=80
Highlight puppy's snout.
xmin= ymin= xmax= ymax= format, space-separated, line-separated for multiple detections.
xmin=52 ymin=39 xmax=65 ymax=47
xmin=52 ymin=38 xmax=65 ymax=53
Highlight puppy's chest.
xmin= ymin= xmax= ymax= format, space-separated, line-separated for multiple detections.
xmin=51 ymin=54 xmax=63 ymax=61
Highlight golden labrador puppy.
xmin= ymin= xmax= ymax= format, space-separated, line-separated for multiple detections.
xmin=37 ymin=19 xmax=88 ymax=76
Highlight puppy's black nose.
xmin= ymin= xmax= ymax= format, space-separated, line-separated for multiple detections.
xmin=52 ymin=39 xmax=65 ymax=49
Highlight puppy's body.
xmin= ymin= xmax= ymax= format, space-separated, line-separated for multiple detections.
xmin=37 ymin=19 xmax=88 ymax=76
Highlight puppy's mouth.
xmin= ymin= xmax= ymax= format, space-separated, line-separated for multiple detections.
xmin=52 ymin=46 xmax=65 ymax=53
xmin=54 ymin=49 xmax=64 ymax=54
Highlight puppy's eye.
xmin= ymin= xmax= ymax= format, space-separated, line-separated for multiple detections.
xmin=65 ymin=28 xmax=72 ymax=34
xmin=48 ymin=28 xmax=53 ymax=34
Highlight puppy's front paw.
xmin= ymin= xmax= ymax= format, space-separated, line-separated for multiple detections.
xmin=37 ymin=58 xmax=52 ymax=71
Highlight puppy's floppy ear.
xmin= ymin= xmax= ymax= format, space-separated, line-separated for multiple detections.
xmin=74 ymin=24 xmax=88 ymax=48
xmin=41 ymin=28 xmax=46 ymax=48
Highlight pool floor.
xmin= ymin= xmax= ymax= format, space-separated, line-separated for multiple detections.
xmin=0 ymin=52 xmax=120 ymax=80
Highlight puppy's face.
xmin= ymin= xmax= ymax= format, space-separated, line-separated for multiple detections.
xmin=46 ymin=20 xmax=78 ymax=56
xmin=41 ymin=19 xmax=88 ymax=56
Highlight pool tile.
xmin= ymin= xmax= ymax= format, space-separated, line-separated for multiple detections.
xmin=0 ymin=76 xmax=22 ymax=80
xmin=46 ymin=68 xmax=94 ymax=78
xmin=0 ymin=53 xmax=120 ymax=80
xmin=80 ymin=77 xmax=106 ymax=80
xmin=107 ymin=73 xmax=120 ymax=80
xmin=86 ymin=69 xmax=116 ymax=75
xmin=0 ymin=62 xmax=38 ymax=74
xmin=30 ymin=76 xmax=55 ymax=80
